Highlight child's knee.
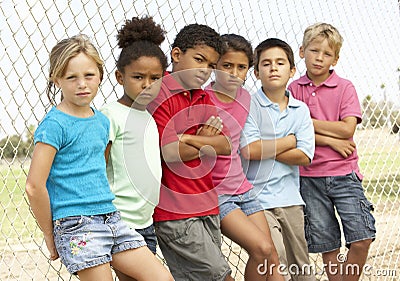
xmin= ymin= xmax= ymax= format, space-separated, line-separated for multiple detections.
xmin=349 ymin=239 xmax=372 ymax=251
xmin=250 ymin=240 xmax=275 ymax=261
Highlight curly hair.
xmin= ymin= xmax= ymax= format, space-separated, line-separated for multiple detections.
xmin=116 ymin=16 xmax=168 ymax=72
xmin=171 ymin=23 xmax=223 ymax=55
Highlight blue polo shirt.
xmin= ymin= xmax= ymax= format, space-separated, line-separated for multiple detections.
xmin=239 ymin=89 xmax=315 ymax=209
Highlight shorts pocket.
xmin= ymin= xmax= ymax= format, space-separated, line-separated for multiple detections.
xmin=303 ymin=213 xmax=311 ymax=246
xmin=54 ymin=216 xmax=86 ymax=236
xmin=360 ymin=200 xmax=376 ymax=232
xmin=154 ymin=219 xmax=193 ymax=243
xmin=349 ymin=171 xmax=362 ymax=183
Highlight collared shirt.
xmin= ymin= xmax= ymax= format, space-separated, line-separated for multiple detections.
xmin=240 ymin=89 xmax=315 ymax=209
xmin=288 ymin=70 xmax=362 ymax=178
xmin=147 ymin=72 xmax=223 ymax=221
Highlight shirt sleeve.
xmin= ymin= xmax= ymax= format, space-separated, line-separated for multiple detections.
xmin=340 ymin=82 xmax=362 ymax=123
xmin=34 ymin=118 xmax=63 ymax=151
xmin=100 ymin=106 xmax=116 ymax=143
xmin=239 ymin=100 xmax=261 ymax=149
xmin=150 ymin=92 xmax=179 ymax=147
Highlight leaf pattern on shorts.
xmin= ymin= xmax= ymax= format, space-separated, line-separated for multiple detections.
xmin=69 ymin=232 xmax=91 ymax=256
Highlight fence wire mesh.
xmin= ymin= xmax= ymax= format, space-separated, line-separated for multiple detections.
xmin=1 ymin=0 xmax=399 ymax=280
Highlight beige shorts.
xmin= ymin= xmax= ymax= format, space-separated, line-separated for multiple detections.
xmin=155 ymin=215 xmax=231 ymax=281
xmin=265 ymin=206 xmax=316 ymax=281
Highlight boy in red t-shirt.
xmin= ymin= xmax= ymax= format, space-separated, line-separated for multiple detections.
xmin=148 ymin=23 xmax=234 ymax=281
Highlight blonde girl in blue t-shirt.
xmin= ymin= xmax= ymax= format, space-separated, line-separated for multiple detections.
xmin=25 ymin=34 xmax=173 ymax=281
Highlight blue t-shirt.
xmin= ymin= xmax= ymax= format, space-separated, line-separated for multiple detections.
xmin=34 ymin=107 xmax=116 ymax=220
xmin=240 ymin=89 xmax=315 ymax=209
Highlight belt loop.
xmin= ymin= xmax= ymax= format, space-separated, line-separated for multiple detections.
xmin=105 ymin=212 xmax=112 ymax=223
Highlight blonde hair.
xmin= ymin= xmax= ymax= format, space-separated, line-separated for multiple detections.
xmin=302 ymin=23 xmax=343 ymax=58
xmin=46 ymin=34 xmax=104 ymax=104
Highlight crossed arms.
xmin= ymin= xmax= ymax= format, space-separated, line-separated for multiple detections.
xmin=162 ymin=116 xmax=231 ymax=162
xmin=312 ymin=116 xmax=358 ymax=158
xmin=240 ymin=134 xmax=311 ymax=166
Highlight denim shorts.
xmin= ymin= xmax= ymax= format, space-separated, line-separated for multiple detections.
xmin=218 ymin=188 xmax=264 ymax=220
xmin=53 ymin=211 xmax=146 ymax=274
xmin=136 ymin=224 xmax=157 ymax=254
xmin=155 ymin=215 xmax=231 ymax=281
xmin=300 ymin=172 xmax=376 ymax=253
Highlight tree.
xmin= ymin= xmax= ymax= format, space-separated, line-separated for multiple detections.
xmin=0 ymin=135 xmax=23 ymax=159
xmin=0 ymin=125 xmax=36 ymax=160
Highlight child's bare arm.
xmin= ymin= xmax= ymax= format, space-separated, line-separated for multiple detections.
xmin=162 ymin=116 xmax=231 ymax=161
xmin=315 ymin=133 xmax=356 ymax=158
xmin=161 ymin=141 xmax=200 ymax=162
xmin=179 ymin=134 xmax=231 ymax=156
xmin=240 ymin=134 xmax=296 ymax=160
xmin=313 ymin=116 xmax=358 ymax=139
xmin=104 ymin=142 xmax=112 ymax=165
xmin=276 ymin=148 xmax=311 ymax=166
xmin=179 ymin=115 xmax=231 ymax=156
xmin=25 ymin=142 xmax=59 ymax=261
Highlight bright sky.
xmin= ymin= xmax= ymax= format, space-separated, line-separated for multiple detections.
xmin=1 ymin=0 xmax=399 ymax=138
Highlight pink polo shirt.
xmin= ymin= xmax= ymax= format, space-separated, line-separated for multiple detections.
xmin=288 ymin=70 xmax=363 ymax=179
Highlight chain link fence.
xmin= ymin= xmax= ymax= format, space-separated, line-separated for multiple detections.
xmin=1 ymin=0 xmax=399 ymax=280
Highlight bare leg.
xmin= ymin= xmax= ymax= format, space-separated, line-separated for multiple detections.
xmin=322 ymin=249 xmax=341 ymax=281
xmin=343 ymin=239 xmax=372 ymax=281
xmin=114 ymin=268 xmax=137 ymax=281
xmin=248 ymin=211 xmax=285 ymax=281
xmin=111 ymin=246 xmax=173 ymax=281
xmin=221 ymin=209 xmax=284 ymax=281
xmin=77 ymin=263 xmax=114 ymax=281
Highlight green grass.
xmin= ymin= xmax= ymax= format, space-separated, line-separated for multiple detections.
xmin=363 ymin=175 xmax=400 ymax=202
xmin=0 ymin=165 xmax=41 ymax=245
xmin=359 ymin=151 xmax=400 ymax=179
xmin=358 ymin=146 xmax=400 ymax=201
xmin=1 ymin=146 xmax=399 ymax=243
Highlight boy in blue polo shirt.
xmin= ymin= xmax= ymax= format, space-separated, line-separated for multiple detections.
xmin=240 ymin=38 xmax=316 ymax=281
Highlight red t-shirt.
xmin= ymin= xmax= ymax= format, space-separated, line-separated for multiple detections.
xmin=148 ymin=72 xmax=223 ymax=221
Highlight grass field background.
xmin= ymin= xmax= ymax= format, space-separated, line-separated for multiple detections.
xmin=1 ymin=128 xmax=399 ymax=280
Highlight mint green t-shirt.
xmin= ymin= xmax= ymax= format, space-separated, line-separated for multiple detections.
xmin=101 ymin=101 xmax=161 ymax=229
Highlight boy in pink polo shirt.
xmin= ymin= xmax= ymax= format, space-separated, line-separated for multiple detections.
xmin=288 ymin=23 xmax=376 ymax=281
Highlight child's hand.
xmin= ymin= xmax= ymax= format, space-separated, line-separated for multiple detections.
xmin=197 ymin=116 xmax=223 ymax=136
xmin=44 ymin=233 xmax=59 ymax=261
xmin=330 ymin=138 xmax=356 ymax=158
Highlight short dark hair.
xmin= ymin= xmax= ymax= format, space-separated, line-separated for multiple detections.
xmin=172 ymin=23 xmax=223 ymax=55
xmin=254 ymin=38 xmax=295 ymax=71
xmin=220 ymin=34 xmax=253 ymax=67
